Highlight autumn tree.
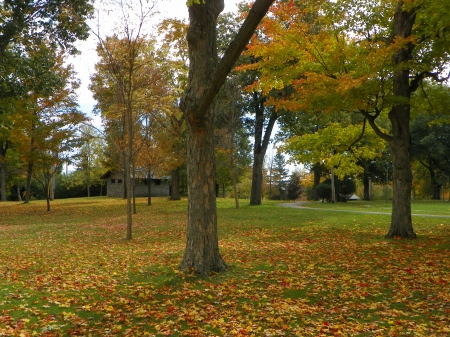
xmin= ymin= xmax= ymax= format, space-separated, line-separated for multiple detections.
xmin=0 ymin=0 xmax=93 ymax=99
xmin=215 ymin=78 xmax=252 ymax=207
xmin=410 ymin=84 xmax=450 ymax=199
xmin=90 ymin=1 xmax=170 ymax=239
xmin=243 ymin=0 xmax=450 ymax=238
xmin=178 ymin=0 xmax=275 ymax=275
xmin=157 ymin=19 xmax=190 ymax=201
xmin=73 ymin=125 xmax=106 ymax=198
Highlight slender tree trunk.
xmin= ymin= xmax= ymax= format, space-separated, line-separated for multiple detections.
xmin=46 ymin=180 xmax=51 ymax=211
xmin=125 ymin=109 xmax=133 ymax=239
xmin=0 ymin=142 xmax=8 ymax=201
xmin=385 ymin=1 xmax=416 ymax=238
xmin=24 ymin=162 xmax=33 ymax=204
xmin=233 ymin=179 xmax=239 ymax=209
xmin=132 ymin=162 xmax=137 ymax=214
xmin=17 ymin=186 xmax=22 ymax=202
xmin=170 ymin=167 xmax=180 ymax=200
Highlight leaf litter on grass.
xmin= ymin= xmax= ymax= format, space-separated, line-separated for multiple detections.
xmin=0 ymin=198 xmax=449 ymax=336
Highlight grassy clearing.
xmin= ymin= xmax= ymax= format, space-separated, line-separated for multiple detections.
xmin=0 ymin=197 xmax=449 ymax=336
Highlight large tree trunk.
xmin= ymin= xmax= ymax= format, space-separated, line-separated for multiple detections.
xmin=179 ymin=0 xmax=275 ymax=275
xmin=363 ymin=169 xmax=370 ymax=201
xmin=385 ymin=2 xmax=416 ymax=238
xmin=179 ymin=0 xmax=227 ymax=275
xmin=250 ymin=150 xmax=265 ymax=205
xmin=170 ymin=167 xmax=180 ymax=200
xmin=250 ymin=95 xmax=277 ymax=205
xmin=180 ymin=104 xmax=227 ymax=274
xmin=428 ymin=168 xmax=441 ymax=200
xmin=312 ymin=163 xmax=322 ymax=201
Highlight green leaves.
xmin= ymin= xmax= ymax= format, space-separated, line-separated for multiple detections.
xmin=187 ymin=0 xmax=206 ymax=5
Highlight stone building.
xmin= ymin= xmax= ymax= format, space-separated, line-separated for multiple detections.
xmin=101 ymin=170 xmax=170 ymax=198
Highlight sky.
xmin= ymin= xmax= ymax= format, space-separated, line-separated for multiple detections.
xmin=70 ymin=0 xmax=243 ymax=124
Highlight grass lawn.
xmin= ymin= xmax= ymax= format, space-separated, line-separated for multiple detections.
xmin=291 ymin=199 xmax=450 ymax=216
xmin=0 ymin=197 xmax=449 ymax=336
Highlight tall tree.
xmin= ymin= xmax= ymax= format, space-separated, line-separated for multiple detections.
xmin=242 ymin=0 xmax=450 ymax=238
xmin=271 ymin=151 xmax=288 ymax=200
xmin=179 ymin=0 xmax=275 ymax=275
xmin=90 ymin=1 xmax=167 ymax=239
xmin=158 ymin=19 xmax=190 ymax=201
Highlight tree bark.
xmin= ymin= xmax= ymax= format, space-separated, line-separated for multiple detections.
xmin=363 ymin=169 xmax=370 ymax=201
xmin=179 ymin=0 xmax=227 ymax=275
xmin=46 ymin=181 xmax=51 ymax=212
xmin=179 ymin=0 xmax=275 ymax=275
xmin=385 ymin=1 xmax=417 ymax=238
xmin=312 ymin=163 xmax=322 ymax=201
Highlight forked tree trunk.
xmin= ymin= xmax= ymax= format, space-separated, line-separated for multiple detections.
xmin=179 ymin=0 xmax=275 ymax=275
xmin=179 ymin=1 xmax=227 ymax=275
xmin=249 ymin=95 xmax=277 ymax=205
xmin=385 ymin=1 xmax=416 ymax=238
xmin=46 ymin=180 xmax=51 ymax=212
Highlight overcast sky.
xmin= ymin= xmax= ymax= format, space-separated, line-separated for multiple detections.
xmin=70 ymin=0 xmax=243 ymax=124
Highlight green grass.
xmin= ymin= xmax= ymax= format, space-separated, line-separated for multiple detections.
xmin=0 ymin=197 xmax=449 ymax=336
xmin=289 ymin=199 xmax=450 ymax=215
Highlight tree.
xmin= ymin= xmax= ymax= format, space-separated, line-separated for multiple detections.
xmin=270 ymin=151 xmax=288 ymax=200
xmin=0 ymin=0 xmax=93 ymax=201
xmin=90 ymin=1 xmax=168 ymax=239
xmin=178 ymin=0 xmax=275 ymax=275
xmin=242 ymin=0 xmax=450 ymax=238
xmin=74 ymin=125 xmax=106 ymax=198
xmin=286 ymin=170 xmax=304 ymax=201
xmin=0 ymin=0 xmax=93 ymax=99
xmin=157 ymin=19 xmax=190 ymax=201
xmin=215 ymin=77 xmax=252 ymax=207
